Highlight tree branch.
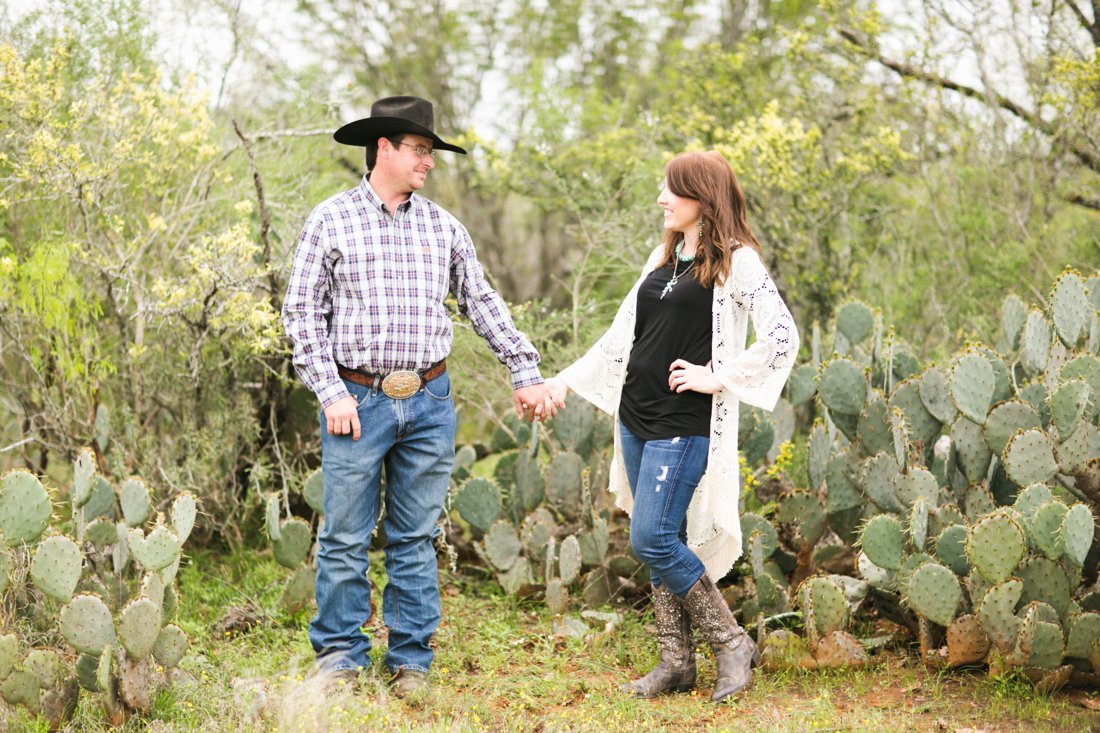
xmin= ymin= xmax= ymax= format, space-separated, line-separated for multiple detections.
xmin=1064 ymin=0 xmax=1100 ymax=46
xmin=837 ymin=27 xmax=1100 ymax=175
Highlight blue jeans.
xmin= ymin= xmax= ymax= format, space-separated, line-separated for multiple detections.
xmin=619 ymin=422 xmax=709 ymax=597
xmin=310 ymin=373 xmax=455 ymax=675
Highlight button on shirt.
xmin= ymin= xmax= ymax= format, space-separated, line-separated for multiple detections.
xmin=282 ymin=177 xmax=542 ymax=408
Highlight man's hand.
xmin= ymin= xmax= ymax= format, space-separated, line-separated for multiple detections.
xmin=513 ymin=383 xmax=557 ymax=422
xmin=324 ymin=396 xmax=361 ymax=440
xmin=668 ymin=358 xmax=723 ymax=395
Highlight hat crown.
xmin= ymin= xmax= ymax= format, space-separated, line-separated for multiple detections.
xmin=371 ymin=96 xmax=434 ymax=130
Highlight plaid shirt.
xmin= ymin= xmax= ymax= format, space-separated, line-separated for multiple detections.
xmin=282 ymin=177 xmax=543 ymax=408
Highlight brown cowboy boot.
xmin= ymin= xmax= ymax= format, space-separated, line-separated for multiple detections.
xmin=621 ymin=584 xmax=696 ymax=698
xmin=681 ymin=574 xmax=760 ymax=702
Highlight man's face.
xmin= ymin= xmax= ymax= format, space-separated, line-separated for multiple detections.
xmin=379 ymin=134 xmax=436 ymax=192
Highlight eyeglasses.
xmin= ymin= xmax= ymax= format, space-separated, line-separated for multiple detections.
xmin=396 ymin=142 xmax=435 ymax=159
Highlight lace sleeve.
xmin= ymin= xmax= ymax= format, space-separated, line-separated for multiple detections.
xmin=712 ymin=247 xmax=799 ymax=411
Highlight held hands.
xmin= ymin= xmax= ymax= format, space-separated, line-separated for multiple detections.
xmin=513 ymin=382 xmax=560 ymax=423
xmin=324 ymin=395 xmax=361 ymax=440
xmin=668 ymin=358 xmax=723 ymax=395
xmin=544 ymin=377 xmax=569 ymax=408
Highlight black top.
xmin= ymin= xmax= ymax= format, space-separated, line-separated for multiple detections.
xmin=619 ymin=259 xmax=714 ymax=440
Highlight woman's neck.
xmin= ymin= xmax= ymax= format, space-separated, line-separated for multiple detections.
xmin=680 ymin=230 xmax=701 ymax=257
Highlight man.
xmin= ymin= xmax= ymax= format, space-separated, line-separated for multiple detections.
xmin=282 ymin=96 xmax=556 ymax=697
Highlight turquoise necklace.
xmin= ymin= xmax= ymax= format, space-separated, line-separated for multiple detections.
xmin=661 ymin=240 xmax=697 ymax=299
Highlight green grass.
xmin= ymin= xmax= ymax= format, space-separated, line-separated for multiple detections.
xmin=3 ymin=549 xmax=1098 ymax=732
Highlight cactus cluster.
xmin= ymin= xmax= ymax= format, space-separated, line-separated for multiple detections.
xmin=0 ymin=450 xmax=195 ymax=727
xmin=730 ymin=269 xmax=1100 ymax=689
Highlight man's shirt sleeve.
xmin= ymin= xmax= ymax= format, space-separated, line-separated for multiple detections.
xmin=282 ymin=210 xmax=350 ymax=408
xmin=448 ymin=223 xmax=543 ymax=390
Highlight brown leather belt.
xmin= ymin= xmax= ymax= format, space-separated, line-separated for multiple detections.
xmin=337 ymin=360 xmax=446 ymax=399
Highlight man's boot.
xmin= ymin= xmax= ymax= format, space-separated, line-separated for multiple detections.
xmin=681 ymin=574 xmax=760 ymax=702
xmin=621 ymin=584 xmax=696 ymax=698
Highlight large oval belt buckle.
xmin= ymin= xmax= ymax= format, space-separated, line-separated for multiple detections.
xmin=381 ymin=370 xmax=421 ymax=399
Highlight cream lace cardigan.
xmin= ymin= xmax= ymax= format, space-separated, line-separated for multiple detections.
xmin=558 ymin=244 xmax=799 ymax=581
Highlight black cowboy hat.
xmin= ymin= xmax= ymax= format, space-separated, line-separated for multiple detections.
xmin=333 ymin=96 xmax=467 ymax=154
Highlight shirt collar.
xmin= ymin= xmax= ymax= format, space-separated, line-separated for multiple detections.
xmin=360 ymin=175 xmax=418 ymax=216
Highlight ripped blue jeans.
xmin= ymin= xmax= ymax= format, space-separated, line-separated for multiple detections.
xmin=619 ymin=422 xmax=709 ymax=597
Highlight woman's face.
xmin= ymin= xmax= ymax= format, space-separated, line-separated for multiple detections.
xmin=657 ymin=180 xmax=701 ymax=236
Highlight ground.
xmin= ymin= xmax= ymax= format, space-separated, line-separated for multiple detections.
xmin=2 ymin=551 xmax=1098 ymax=732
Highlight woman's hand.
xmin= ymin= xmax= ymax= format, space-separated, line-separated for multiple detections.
xmin=545 ymin=377 xmax=570 ymax=409
xmin=668 ymin=359 xmax=722 ymax=395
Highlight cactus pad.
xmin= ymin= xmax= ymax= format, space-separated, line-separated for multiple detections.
xmin=776 ymin=492 xmax=827 ymax=546
xmin=265 ymin=493 xmax=281 ymax=541
xmin=545 ymin=578 xmax=569 ymax=614
xmin=1061 ymin=355 xmax=1100 ymax=414
xmin=741 ymin=513 xmax=778 ymax=558
xmin=272 ymin=518 xmax=311 ymax=569
xmin=1013 ymin=483 xmax=1054 ymax=525
xmin=1030 ymin=501 xmax=1068 ymax=560
xmin=788 ymin=364 xmax=818 ymax=406
xmin=512 ymin=451 xmax=546 ymax=514
xmin=857 ymin=397 xmax=893 ymax=456
xmin=0 ymin=668 xmax=39 ymax=709
xmin=982 ymin=400 xmax=1042 ymax=455
xmin=578 ymin=518 xmax=609 ymax=566
xmin=909 ymin=497 xmax=931 ymax=551
xmin=30 ymin=535 xmax=83 ymax=603
xmin=1000 ymin=294 xmax=1027 ymax=352
xmin=119 ymin=597 xmax=161 ymax=659
xmin=1017 ymin=556 xmax=1072 ymax=619
xmin=152 ymin=624 xmax=188 ymax=667
xmin=1002 ymin=429 xmax=1058 ymax=487
xmin=798 ymin=576 xmax=848 ymax=638
xmin=1066 ymin=613 xmax=1100 ymax=659
xmin=0 ymin=634 xmax=16 ymax=681
xmin=171 ymin=492 xmax=197 ymax=545
xmin=950 ymin=351 xmax=995 ymax=425
xmin=281 ymin=564 xmax=316 ymax=615
xmin=966 ymin=510 xmax=1026 ymax=584
xmin=860 ymin=514 xmax=904 ymax=571
xmin=129 ymin=525 xmax=181 ymax=571
xmin=920 ymin=366 xmax=957 ymax=424
xmin=60 ymin=594 xmax=116 ymax=654
xmin=935 ymin=524 xmax=970 ymax=575
xmin=545 ymin=451 xmax=585 ymax=519
xmin=83 ymin=476 xmax=116 ymax=521
xmin=484 ymin=521 xmax=522 ymax=571
xmin=947 ymin=614 xmax=991 ymax=667
xmin=302 ymin=468 xmax=325 ymax=515
xmin=453 ymin=477 xmax=501 ymax=533
xmin=826 ymin=455 xmax=863 ymax=514
xmin=818 ymin=358 xmax=867 ymax=416
xmin=76 ymin=653 xmax=100 ymax=692
xmin=952 ymin=415 xmax=993 ymax=483
xmin=119 ymin=477 xmax=151 ymax=528
xmin=1022 ymin=308 xmax=1051 ymax=373
xmin=891 ymin=379 xmax=941 ymax=447
xmin=807 ymin=421 xmax=830 ymax=491
xmin=1027 ymin=620 xmax=1065 ymax=669
xmin=861 ymin=452 xmax=903 ymax=513
xmin=0 ymin=470 xmax=52 ymax=546
xmin=836 ymin=301 xmax=874 ymax=344
xmin=1051 ymin=270 xmax=1091 ymax=347
xmin=907 ymin=562 xmax=960 ymax=627
xmin=1051 ymin=380 xmax=1090 ymax=439
xmin=558 ymin=534 xmax=582 ymax=585
xmin=978 ymin=579 xmax=1023 ymax=654
xmin=893 ymin=468 xmax=939 ymax=509
xmin=73 ymin=448 xmax=97 ymax=509
xmin=1061 ymin=503 xmax=1095 ymax=567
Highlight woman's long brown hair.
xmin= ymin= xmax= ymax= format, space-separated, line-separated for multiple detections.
xmin=661 ymin=150 xmax=760 ymax=288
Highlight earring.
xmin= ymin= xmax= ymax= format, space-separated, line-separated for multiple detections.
xmin=697 ymin=218 xmax=704 ymax=240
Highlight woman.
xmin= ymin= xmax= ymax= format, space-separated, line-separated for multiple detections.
xmin=545 ymin=151 xmax=798 ymax=702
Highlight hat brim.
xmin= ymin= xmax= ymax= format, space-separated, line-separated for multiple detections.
xmin=333 ymin=117 xmax=467 ymax=154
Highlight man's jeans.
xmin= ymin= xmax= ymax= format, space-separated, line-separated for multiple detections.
xmin=309 ymin=373 xmax=455 ymax=675
xmin=619 ymin=422 xmax=709 ymax=597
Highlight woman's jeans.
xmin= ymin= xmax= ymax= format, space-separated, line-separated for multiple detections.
xmin=309 ymin=373 xmax=455 ymax=675
xmin=619 ymin=422 xmax=709 ymax=597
